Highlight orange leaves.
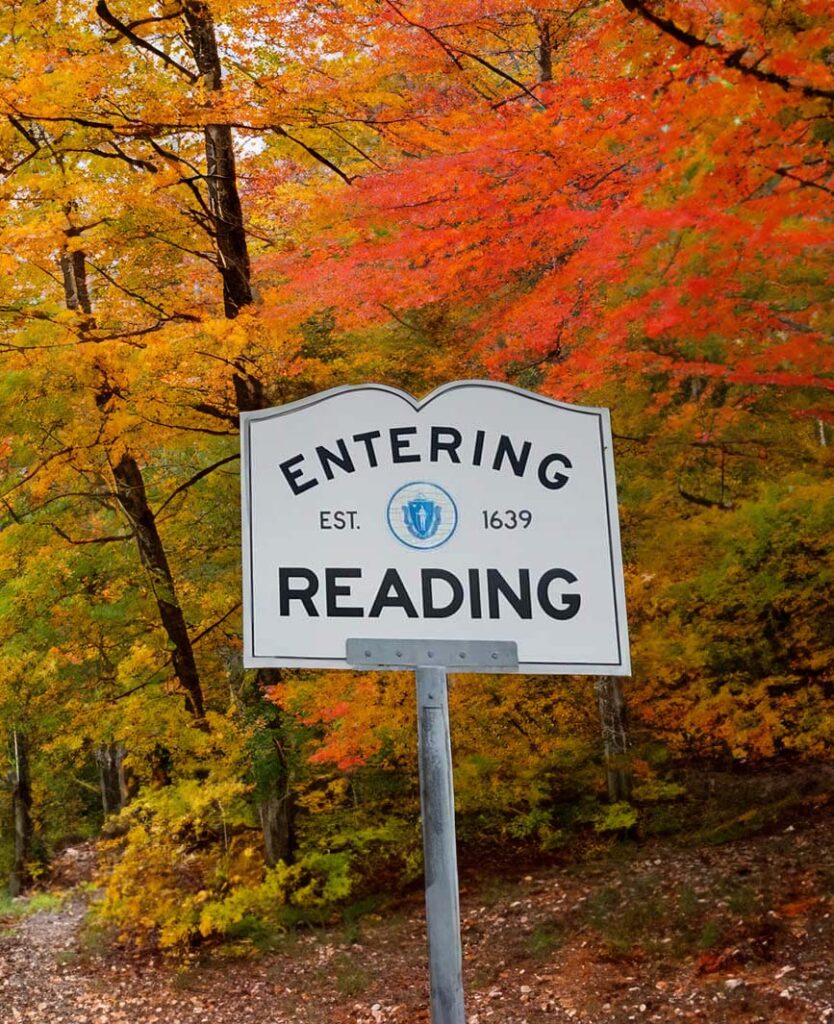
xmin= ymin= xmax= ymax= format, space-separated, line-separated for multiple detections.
xmin=769 ymin=54 xmax=811 ymax=79
xmin=271 ymin=671 xmax=402 ymax=773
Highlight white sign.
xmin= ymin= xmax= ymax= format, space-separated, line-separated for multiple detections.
xmin=241 ymin=381 xmax=630 ymax=674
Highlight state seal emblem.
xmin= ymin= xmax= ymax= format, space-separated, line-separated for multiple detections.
xmin=387 ymin=481 xmax=458 ymax=550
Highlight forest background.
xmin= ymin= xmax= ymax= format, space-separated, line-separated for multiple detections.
xmin=0 ymin=0 xmax=832 ymax=953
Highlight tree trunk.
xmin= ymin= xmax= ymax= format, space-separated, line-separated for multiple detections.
xmin=55 ymin=213 xmax=207 ymax=728
xmin=59 ymin=250 xmax=92 ymax=315
xmin=111 ymin=452 xmax=207 ymax=724
xmin=232 ymin=369 xmax=267 ymax=412
xmin=595 ymin=676 xmax=632 ymax=802
xmin=9 ymin=730 xmax=33 ymax=897
xmin=535 ymin=16 xmax=554 ymax=83
xmin=95 ymin=743 xmax=128 ymax=816
xmin=254 ymin=669 xmax=296 ymax=866
xmin=183 ymin=0 xmax=252 ymax=318
xmin=204 ymin=122 xmax=252 ymax=318
xmin=149 ymin=744 xmax=173 ymax=788
xmin=259 ymin=787 xmax=295 ymax=867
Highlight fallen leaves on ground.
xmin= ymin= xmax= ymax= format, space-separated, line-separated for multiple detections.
xmin=1 ymin=810 xmax=833 ymax=1024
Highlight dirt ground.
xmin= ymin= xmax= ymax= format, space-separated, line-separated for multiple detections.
xmin=1 ymin=809 xmax=833 ymax=1024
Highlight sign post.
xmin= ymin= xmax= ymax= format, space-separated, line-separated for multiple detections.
xmin=416 ymin=664 xmax=463 ymax=1024
xmin=241 ymin=381 xmax=630 ymax=1024
xmin=348 ymin=641 xmax=517 ymax=1024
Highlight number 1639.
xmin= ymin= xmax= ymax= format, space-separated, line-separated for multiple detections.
xmin=481 ymin=509 xmax=532 ymax=529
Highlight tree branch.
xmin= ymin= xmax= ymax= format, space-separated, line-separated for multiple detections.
xmin=273 ymin=127 xmax=355 ymax=184
xmin=49 ymin=524 xmax=134 ymax=545
xmin=677 ymin=484 xmax=733 ymax=510
xmin=382 ymin=0 xmax=539 ymax=104
xmin=456 ymin=47 xmax=542 ymax=104
xmin=74 ymin=143 xmax=159 ymax=173
xmin=95 ymin=1 xmax=199 ymax=83
xmin=110 ymin=600 xmax=241 ymax=704
xmin=139 ymin=413 xmax=237 ymax=436
xmin=620 ymin=0 xmax=834 ymax=100
xmin=774 ymin=166 xmax=834 ymax=196
xmin=192 ymin=601 xmax=241 ymax=644
xmin=155 ymin=453 xmax=240 ymax=515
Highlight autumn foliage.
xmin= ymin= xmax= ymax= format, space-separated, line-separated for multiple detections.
xmin=0 ymin=0 xmax=832 ymax=947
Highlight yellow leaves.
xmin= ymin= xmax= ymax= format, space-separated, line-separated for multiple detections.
xmin=94 ymin=776 xmax=356 ymax=951
xmin=297 ymin=776 xmax=349 ymax=814
xmin=198 ymin=312 xmax=254 ymax=356
xmin=42 ymin=729 xmax=86 ymax=759
xmin=150 ymin=162 xmax=189 ymax=192
xmin=0 ymin=212 xmax=67 ymax=253
xmin=115 ymin=644 xmax=159 ymax=686
xmin=102 ymin=406 xmax=137 ymax=441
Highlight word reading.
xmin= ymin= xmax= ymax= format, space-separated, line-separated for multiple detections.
xmin=277 ymin=566 xmax=581 ymax=621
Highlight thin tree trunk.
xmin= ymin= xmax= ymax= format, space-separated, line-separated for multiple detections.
xmin=183 ymin=1 xmax=266 ymax=413
xmin=254 ymin=669 xmax=296 ymax=866
xmin=9 ymin=730 xmax=33 ymax=897
xmin=54 ymin=216 xmax=207 ymax=728
xmin=95 ymin=743 xmax=128 ymax=816
xmin=595 ymin=676 xmax=632 ymax=802
xmin=111 ymin=453 xmax=207 ymax=724
xmin=183 ymin=0 xmax=252 ymax=318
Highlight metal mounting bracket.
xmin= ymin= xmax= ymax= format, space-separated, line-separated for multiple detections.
xmin=346 ymin=638 xmax=518 ymax=671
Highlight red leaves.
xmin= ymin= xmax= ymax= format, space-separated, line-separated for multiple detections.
xmin=249 ymin=0 xmax=834 ymax=409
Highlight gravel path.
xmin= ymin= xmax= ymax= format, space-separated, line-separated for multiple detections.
xmin=0 ymin=896 xmax=92 ymax=1023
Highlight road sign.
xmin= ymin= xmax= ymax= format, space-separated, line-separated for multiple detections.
xmin=241 ymin=380 xmax=629 ymax=674
xmin=241 ymin=380 xmax=631 ymax=1024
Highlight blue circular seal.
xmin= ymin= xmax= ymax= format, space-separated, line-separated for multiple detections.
xmin=386 ymin=481 xmax=458 ymax=550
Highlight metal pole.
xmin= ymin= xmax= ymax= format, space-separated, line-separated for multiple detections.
xmin=416 ymin=666 xmax=465 ymax=1024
